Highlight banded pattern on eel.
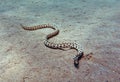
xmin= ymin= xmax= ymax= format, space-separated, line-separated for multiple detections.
xmin=20 ymin=24 xmax=84 ymax=68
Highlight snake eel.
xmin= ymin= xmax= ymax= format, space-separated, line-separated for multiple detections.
xmin=20 ymin=24 xmax=84 ymax=68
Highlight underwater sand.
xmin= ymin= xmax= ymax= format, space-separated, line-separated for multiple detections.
xmin=0 ymin=0 xmax=120 ymax=82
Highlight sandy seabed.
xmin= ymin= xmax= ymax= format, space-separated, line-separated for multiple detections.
xmin=0 ymin=0 xmax=120 ymax=82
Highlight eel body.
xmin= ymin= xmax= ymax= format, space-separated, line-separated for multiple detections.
xmin=21 ymin=24 xmax=84 ymax=68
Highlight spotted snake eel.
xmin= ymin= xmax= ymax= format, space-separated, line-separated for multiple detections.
xmin=20 ymin=24 xmax=84 ymax=68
